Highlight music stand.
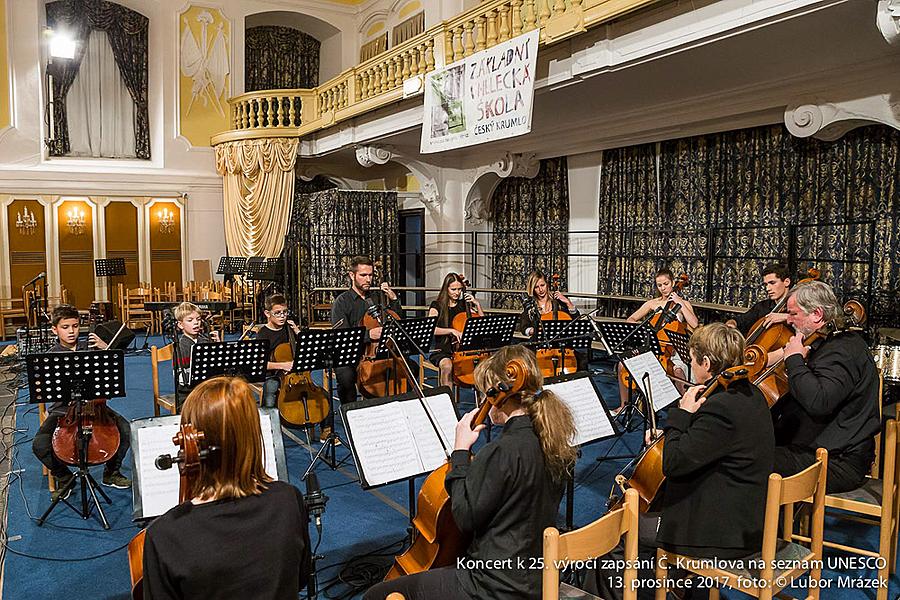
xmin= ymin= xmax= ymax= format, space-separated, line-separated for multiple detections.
xmin=595 ymin=322 xmax=661 ymax=356
xmin=216 ymin=256 xmax=247 ymax=276
xmin=458 ymin=314 xmax=518 ymax=351
xmin=190 ymin=340 xmax=270 ymax=386
xmin=290 ymin=327 xmax=367 ymax=476
xmin=94 ymin=258 xmax=126 ymax=278
xmin=28 ymin=350 xmax=126 ymax=529
xmin=374 ymin=316 xmax=437 ymax=359
xmin=665 ymin=329 xmax=692 ymax=366
xmin=538 ymin=319 xmax=594 ymax=350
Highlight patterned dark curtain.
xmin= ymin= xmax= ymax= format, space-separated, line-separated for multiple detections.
xmin=285 ymin=187 xmax=399 ymax=324
xmin=245 ymin=26 xmax=319 ymax=92
xmin=597 ymin=124 xmax=900 ymax=327
xmin=46 ymin=0 xmax=150 ymax=158
xmin=490 ymin=157 xmax=569 ymax=308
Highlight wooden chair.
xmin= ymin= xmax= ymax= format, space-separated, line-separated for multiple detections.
xmin=819 ymin=419 xmax=899 ymax=600
xmin=544 ymin=488 xmax=639 ymax=600
xmin=655 ymin=448 xmax=828 ymax=600
xmin=120 ymin=284 xmax=157 ymax=333
xmin=0 ymin=297 xmax=27 ymax=340
xmin=151 ymin=344 xmax=177 ymax=415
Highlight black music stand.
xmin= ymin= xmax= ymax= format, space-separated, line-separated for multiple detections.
xmin=290 ymin=327 xmax=367 ymax=476
xmin=216 ymin=256 xmax=247 ymax=276
xmin=458 ymin=314 xmax=518 ymax=351
xmin=665 ymin=329 xmax=692 ymax=366
xmin=245 ymin=257 xmax=283 ymax=322
xmin=28 ymin=350 xmax=126 ymax=529
xmin=538 ymin=319 xmax=594 ymax=350
xmin=95 ymin=258 xmax=127 ymax=321
xmin=375 ymin=316 xmax=437 ymax=359
xmin=190 ymin=340 xmax=270 ymax=386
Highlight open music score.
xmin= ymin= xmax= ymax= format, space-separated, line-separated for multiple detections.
xmin=131 ymin=409 xmax=285 ymax=520
xmin=343 ymin=389 xmax=459 ymax=488
xmin=543 ymin=374 xmax=618 ymax=446
xmin=623 ymin=351 xmax=681 ymax=412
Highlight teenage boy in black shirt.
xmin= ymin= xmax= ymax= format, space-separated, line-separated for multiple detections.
xmin=31 ymin=304 xmax=132 ymax=497
xmin=726 ymin=262 xmax=792 ymax=335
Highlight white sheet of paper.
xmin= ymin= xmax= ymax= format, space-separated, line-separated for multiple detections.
xmin=345 ymin=402 xmax=423 ymax=486
xmin=545 ymin=377 xmax=616 ymax=446
xmin=401 ymin=393 xmax=458 ymax=472
xmin=136 ymin=425 xmax=181 ymax=519
xmin=623 ymin=351 xmax=681 ymax=412
xmin=259 ymin=413 xmax=278 ymax=480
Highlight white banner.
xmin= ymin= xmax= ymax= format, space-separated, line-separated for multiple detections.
xmin=420 ymin=29 xmax=540 ymax=154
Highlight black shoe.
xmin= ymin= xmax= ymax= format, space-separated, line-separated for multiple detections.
xmin=51 ymin=472 xmax=75 ymax=502
xmin=102 ymin=470 xmax=132 ymax=489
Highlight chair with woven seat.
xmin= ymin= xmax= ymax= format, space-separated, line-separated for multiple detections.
xmin=151 ymin=344 xmax=177 ymax=415
xmin=0 ymin=297 xmax=27 ymax=340
xmin=544 ymin=488 xmax=639 ymax=600
xmin=655 ymin=448 xmax=828 ymax=600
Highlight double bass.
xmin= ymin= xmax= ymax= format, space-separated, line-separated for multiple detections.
xmin=611 ymin=349 xmax=766 ymax=512
xmin=273 ymin=326 xmax=331 ymax=426
xmin=127 ymin=424 xmax=213 ymax=600
xmin=450 ymin=274 xmax=487 ymax=387
xmin=385 ymin=358 xmax=529 ymax=579
xmin=357 ymin=264 xmax=408 ymax=398
xmin=535 ymin=273 xmax=578 ymax=378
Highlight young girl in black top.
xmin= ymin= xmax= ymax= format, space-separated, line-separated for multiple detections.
xmin=364 ymin=344 xmax=576 ymax=600
xmin=427 ymin=273 xmax=484 ymax=389
xmin=143 ymin=377 xmax=311 ymax=599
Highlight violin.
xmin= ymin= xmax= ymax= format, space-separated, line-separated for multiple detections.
xmin=744 ymin=268 xmax=820 ymax=352
xmin=611 ymin=350 xmax=766 ymax=512
xmin=450 ymin=274 xmax=487 ymax=387
xmin=274 ymin=324 xmax=331 ymax=427
xmin=535 ymin=273 xmax=578 ymax=378
xmin=128 ymin=424 xmax=212 ymax=600
xmin=357 ymin=262 xmax=408 ymax=398
xmin=748 ymin=299 xmax=866 ymax=407
xmin=385 ymin=358 xmax=529 ymax=580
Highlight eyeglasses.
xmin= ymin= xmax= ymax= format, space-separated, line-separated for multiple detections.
xmin=269 ymin=310 xmax=288 ymax=316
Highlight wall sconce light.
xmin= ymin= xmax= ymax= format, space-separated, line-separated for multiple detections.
xmin=158 ymin=207 xmax=176 ymax=234
xmin=66 ymin=207 xmax=85 ymax=235
xmin=16 ymin=207 xmax=38 ymax=235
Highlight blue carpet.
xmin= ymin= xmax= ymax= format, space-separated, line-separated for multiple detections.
xmin=2 ymin=338 xmax=898 ymax=599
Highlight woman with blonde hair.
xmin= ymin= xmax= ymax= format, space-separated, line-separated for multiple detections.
xmin=143 ymin=377 xmax=311 ymax=599
xmin=364 ymin=344 xmax=576 ymax=600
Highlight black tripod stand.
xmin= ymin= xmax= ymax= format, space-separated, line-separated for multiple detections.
xmin=27 ymin=350 xmax=127 ymax=529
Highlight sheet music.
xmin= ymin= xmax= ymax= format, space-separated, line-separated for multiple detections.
xmin=259 ymin=413 xmax=278 ymax=480
xmin=136 ymin=425 xmax=181 ymax=519
xmin=623 ymin=351 xmax=681 ymax=412
xmin=345 ymin=403 xmax=424 ymax=486
xmin=545 ymin=378 xmax=616 ymax=446
xmin=400 ymin=393 xmax=458 ymax=471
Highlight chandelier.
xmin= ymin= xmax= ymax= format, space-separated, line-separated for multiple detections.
xmin=158 ymin=207 xmax=176 ymax=234
xmin=16 ymin=207 xmax=37 ymax=235
xmin=66 ymin=207 xmax=85 ymax=235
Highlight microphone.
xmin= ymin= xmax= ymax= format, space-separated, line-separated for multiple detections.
xmin=23 ymin=271 xmax=46 ymax=287
xmin=304 ymin=473 xmax=328 ymax=533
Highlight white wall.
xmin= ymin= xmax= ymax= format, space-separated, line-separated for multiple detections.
xmin=567 ymin=152 xmax=602 ymax=303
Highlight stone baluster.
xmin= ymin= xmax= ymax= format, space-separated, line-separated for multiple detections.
xmin=267 ymin=97 xmax=276 ymax=127
xmin=452 ymin=26 xmax=464 ymax=61
xmin=417 ymin=43 xmax=427 ymax=73
xmin=498 ymin=4 xmax=510 ymax=42
xmin=475 ymin=16 xmax=487 ymax=51
xmin=523 ymin=0 xmax=537 ymax=31
xmin=288 ymin=97 xmax=296 ymax=125
xmin=463 ymin=21 xmax=475 ymax=57
xmin=385 ymin=59 xmax=395 ymax=90
xmin=425 ymin=38 xmax=435 ymax=70
xmin=511 ymin=0 xmax=523 ymax=36
xmin=487 ymin=10 xmax=498 ymax=46
xmin=538 ymin=0 xmax=550 ymax=29
xmin=402 ymin=51 xmax=412 ymax=79
xmin=552 ymin=0 xmax=565 ymax=18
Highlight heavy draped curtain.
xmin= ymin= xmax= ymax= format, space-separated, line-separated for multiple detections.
xmin=245 ymin=26 xmax=320 ymax=92
xmin=597 ymin=124 xmax=900 ymax=326
xmin=215 ymin=138 xmax=299 ymax=258
xmin=46 ymin=0 xmax=149 ymax=158
xmin=285 ymin=189 xmax=399 ymax=322
xmin=490 ymin=157 xmax=569 ymax=308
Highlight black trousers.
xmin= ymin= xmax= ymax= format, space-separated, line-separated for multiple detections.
xmin=774 ymin=440 xmax=874 ymax=493
xmin=363 ymin=567 xmax=470 ymax=600
xmin=32 ymin=407 xmax=131 ymax=479
xmin=334 ymin=366 xmax=358 ymax=407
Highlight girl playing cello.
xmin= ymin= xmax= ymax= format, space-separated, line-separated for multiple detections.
xmin=364 ymin=345 xmax=576 ymax=600
xmin=428 ymin=273 xmax=484 ymax=389
xmin=518 ymin=270 xmax=580 ymax=337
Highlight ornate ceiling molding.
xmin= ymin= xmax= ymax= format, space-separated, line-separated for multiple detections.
xmin=354 ymin=145 xmax=443 ymax=209
xmin=784 ymin=93 xmax=900 ymax=141
xmin=465 ymin=152 xmax=541 ymax=223
xmin=877 ymin=0 xmax=900 ymax=45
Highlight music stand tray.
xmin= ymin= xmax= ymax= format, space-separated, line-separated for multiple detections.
xmin=217 ymin=256 xmax=248 ymax=276
xmin=538 ymin=319 xmax=593 ymax=350
xmin=374 ymin=316 xmax=437 ymax=359
xmin=191 ymin=340 xmax=270 ymax=385
xmin=94 ymin=258 xmax=127 ymax=278
xmin=27 ymin=350 xmax=126 ymax=529
xmin=459 ymin=314 xmax=518 ymax=352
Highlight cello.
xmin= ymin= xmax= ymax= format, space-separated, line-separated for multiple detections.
xmin=535 ymin=273 xmax=578 ymax=378
xmin=385 ymin=358 xmax=529 ymax=580
xmin=357 ymin=263 xmax=408 ymax=398
xmin=748 ymin=299 xmax=866 ymax=407
xmin=744 ymin=267 xmax=820 ymax=352
xmin=450 ymin=274 xmax=487 ymax=387
xmin=274 ymin=325 xmax=331 ymax=427
xmin=610 ymin=348 xmax=766 ymax=512
xmin=127 ymin=423 xmax=213 ymax=600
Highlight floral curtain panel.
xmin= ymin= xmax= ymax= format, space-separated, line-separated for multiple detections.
xmin=245 ymin=26 xmax=320 ymax=92
xmin=597 ymin=124 xmax=900 ymax=325
xmin=490 ymin=157 xmax=570 ymax=308
xmin=46 ymin=0 xmax=150 ymax=158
